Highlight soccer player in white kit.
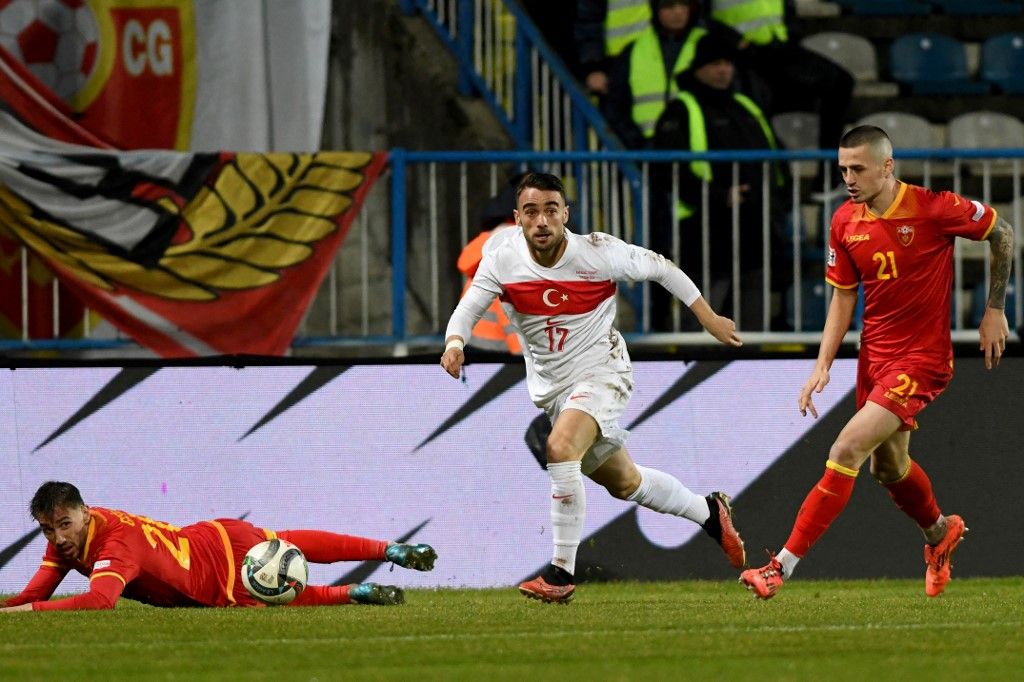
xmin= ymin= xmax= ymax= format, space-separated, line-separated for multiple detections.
xmin=440 ymin=173 xmax=746 ymax=603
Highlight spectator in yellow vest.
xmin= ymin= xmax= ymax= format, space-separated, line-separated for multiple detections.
xmin=651 ymin=32 xmax=791 ymax=331
xmin=604 ymin=0 xmax=707 ymax=149
xmin=575 ymin=0 xmax=654 ymax=96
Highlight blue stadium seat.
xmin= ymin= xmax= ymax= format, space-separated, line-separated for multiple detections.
xmin=890 ymin=33 xmax=992 ymax=95
xmin=786 ymin=279 xmax=828 ymax=331
xmin=786 ymin=281 xmax=866 ymax=332
xmin=981 ymin=33 xmax=1024 ymax=94
xmin=929 ymin=0 xmax=1022 ymax=16
xmin=834 ymin=0 xmax=930 ymax=16
xmin=971 ymin=281 xmax=1019 ymax=328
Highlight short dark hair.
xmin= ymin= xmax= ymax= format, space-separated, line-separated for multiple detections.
xmin=839 ymin=125 xmax=893 ymax=164
xmin=840 ymin=125 xmax=891 ymax=151
xmin=515 ymin=172 xmax=566 ymax=204
xmin=30 ymin=481 xmax=85 ymax=518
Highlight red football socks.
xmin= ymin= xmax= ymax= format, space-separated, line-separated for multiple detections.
xmin=883 ymin=459 xmax=941 ymax=529
xmin=783 ymin=463 xmax=858 ymax=557
xmin=276 ymin=530 xmax=388 ymax=563
xmin=286 ymin=584 xmax=352 ymax=606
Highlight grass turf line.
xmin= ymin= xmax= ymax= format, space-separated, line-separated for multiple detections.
xmin=2 ymin=577 xmax=1022 ymax=680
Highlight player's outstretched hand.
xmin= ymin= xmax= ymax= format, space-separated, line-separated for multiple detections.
xmin=798 ymin=366 xmax=830 ymax=418
xmin=979 ymin=307 xmax=1009 ymax=370
xmin=705 ymin=314 xmax=743 ymax=347
xmin=0 ymin=604 xmax=32 ymax=613
xmin=688 ymin=298 xmax=742 ymax=347
xmin=440 ymin=347 xmax=464 ymax=379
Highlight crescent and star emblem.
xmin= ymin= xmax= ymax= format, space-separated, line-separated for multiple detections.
xmin=542 ymin=288 xmax=569 ymax=307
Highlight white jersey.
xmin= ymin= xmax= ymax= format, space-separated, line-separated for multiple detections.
xmin=446 ymin=228 xmax=700 ymax=405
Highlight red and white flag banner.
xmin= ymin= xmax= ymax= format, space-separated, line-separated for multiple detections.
xmin=0 ymin=0 xmax=329 ymax=151
xmin=0 ymin=113 xmax=387 ymax=356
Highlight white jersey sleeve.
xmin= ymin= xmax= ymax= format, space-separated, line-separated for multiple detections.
xmin=600 ymin=234 xmax=701 ymax=306
xmin=444 ymin=246 xmax=504 ymax=342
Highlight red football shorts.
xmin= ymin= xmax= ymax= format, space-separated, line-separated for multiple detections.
xmin=856 ymin=354 xmax=953 ymax=431
xmin=210 ymin=518 xmax=275 ymax=606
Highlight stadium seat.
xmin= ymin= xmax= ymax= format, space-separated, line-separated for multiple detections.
xmin=889 ymin=33 xmax=992 ymax=95
xmin=785 ymin=277 xmax=869 ymax=331
xmin=856 ymin=112 xmax=942 ymax=177
xmin=833 ymin=0 xmax=931 ymax=16
xmin=772 ymin=112 xmax=820 ymax=179
xmin=929 ymin=0 xmax=1022 ymax=16
xmin=785 ymin=278 xmax=828 ymax=331
xmin=801 ymin=32 xmax=878 ymax=83
xmin=857 ymin=112 xmax=938 ymax=149
xmin=947 ymin=111 xmax=1024 ymax=174
xmin=981 ymin=33 xmax=1024 ymax=94
xmin=942 ymin=110 xmax=1024 ymax=148
xmin=801 ymin=31 xmax=899 ymax=97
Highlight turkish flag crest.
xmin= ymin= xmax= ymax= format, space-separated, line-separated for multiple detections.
xmin=896 ymin=225 xmax=914 ymax=247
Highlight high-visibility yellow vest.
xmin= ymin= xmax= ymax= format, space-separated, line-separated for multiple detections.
xmin=629 ymin=26 xmax=707 ymax=139
xmin=711 ymin=0 xmax=787 ymax=46
xmin=672 ymin=90 xmax=779 ymax=218
xmin=605 ymin=0 xmax=652 ymax=57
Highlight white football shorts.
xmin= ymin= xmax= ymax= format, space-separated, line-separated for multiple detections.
xmin=541 ymin=368 xmax=633 ymax=475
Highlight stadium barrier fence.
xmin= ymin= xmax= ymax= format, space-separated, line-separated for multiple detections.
xmin=3 ymin=148 xmax=1022 ymax=356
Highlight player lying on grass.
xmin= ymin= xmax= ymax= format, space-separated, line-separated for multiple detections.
xmin=0 ymin=481 xmax=437 ymax=612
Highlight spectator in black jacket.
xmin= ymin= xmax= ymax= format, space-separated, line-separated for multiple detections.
xmin=651 ymin=32 xmax=790 ymax=331
xmin=703 ymin=0 xmax=853 ymax=197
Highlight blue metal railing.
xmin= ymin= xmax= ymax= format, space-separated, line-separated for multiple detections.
xmin=3 ymin=147 xmax=1023 ymax=354
xmin=399 ymin=0 xmax=623 ymax=153
xmin=384 ymin=147 xmax=1024 ymax=342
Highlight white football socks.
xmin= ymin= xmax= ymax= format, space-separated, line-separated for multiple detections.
xmin=548 ymin=460 xmax=586 ymax=576
xmin=777 ymin=548 xmax=800 ymax=579
xmin=628 ymin=465 xmax=710 ymax=525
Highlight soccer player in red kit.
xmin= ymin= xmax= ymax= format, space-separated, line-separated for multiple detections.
xmin=741 ymin=125 xmax=1014 ymax=599
xmin=0 ymin=481 xmax=437 ymax=612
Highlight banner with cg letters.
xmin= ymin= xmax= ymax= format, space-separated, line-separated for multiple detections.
xmin=0 ymin=0 xmax=330 ymax=151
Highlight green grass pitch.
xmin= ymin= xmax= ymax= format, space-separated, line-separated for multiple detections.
xmin=3 ymin=578 xmax=1022 ymax=680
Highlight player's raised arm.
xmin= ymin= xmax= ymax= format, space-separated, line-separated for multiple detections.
xmin=979 ymin=216 xmax=1014 ymax=369
xmin=799 ymin=286 xmax=858 ymax=418
xmin=616 ymin=242 xmax=742 ymax=346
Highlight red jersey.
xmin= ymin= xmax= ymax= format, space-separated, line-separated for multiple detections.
xmin=12 ymin=508 xmax=272 ymax=610
xmin=826 ymin=182 xmax=996 ymax=362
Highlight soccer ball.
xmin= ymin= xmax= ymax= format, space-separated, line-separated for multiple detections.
xmin=0 ymin=0 xmax=100 ymax=102
xmin=241 ymin=539 xmax=309 ymax=606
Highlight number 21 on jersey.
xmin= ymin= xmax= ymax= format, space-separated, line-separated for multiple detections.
xmin=872 ymin=250 xmax=899 ymax=280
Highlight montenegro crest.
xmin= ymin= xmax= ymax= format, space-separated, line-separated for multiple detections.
xmin=896 ymin=225 xmax=914 ymax=246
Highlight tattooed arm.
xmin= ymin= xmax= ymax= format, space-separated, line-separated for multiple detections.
xmin=979 ymin=216 xmax=1015 ymax=369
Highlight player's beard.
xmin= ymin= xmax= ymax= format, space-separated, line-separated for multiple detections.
xmin=529 ymin=227 xmax=565 ymax=259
